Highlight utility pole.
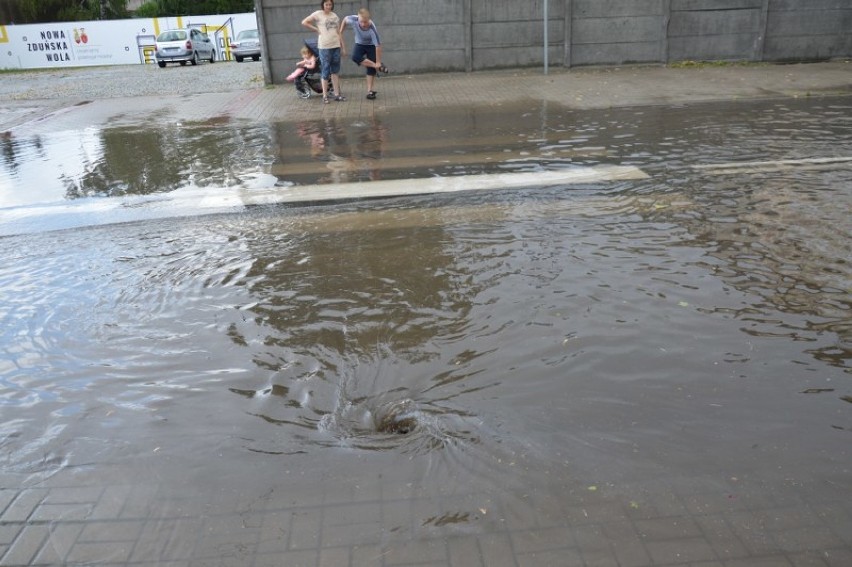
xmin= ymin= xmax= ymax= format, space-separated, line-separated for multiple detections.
xmin=543 ymin=0 xmax=549 ymax=74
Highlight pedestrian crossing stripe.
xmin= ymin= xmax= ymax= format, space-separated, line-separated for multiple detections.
xmin=227 ymin=166 xmax=650 ymax=207
xmin=0 ymin=166 xmax=650 ymax=237
xmin=692 ymin=157 xmax=852 ymax=175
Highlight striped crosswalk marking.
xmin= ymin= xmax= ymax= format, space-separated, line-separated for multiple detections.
xmin=692 ymin=157 xmax=852 ymax=175
xmin=232 ymin=165 xmax=650 ymax=207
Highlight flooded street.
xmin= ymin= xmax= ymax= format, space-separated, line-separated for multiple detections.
xmin=1 ymin=94 xmax=851 ymax=564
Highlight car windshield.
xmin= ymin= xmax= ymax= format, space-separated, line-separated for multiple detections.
xmin=237 ymin=30 xmax=258 ymax=40
xmin=158 ymin=30 xmax=187 ymax=42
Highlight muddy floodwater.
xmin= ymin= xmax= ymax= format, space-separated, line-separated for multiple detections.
xmin=1 ymin=96 xmax=851 ymax=565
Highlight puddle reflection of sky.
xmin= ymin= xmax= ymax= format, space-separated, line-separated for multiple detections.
xmin=0 ymin=128 xmax=103 ymax=208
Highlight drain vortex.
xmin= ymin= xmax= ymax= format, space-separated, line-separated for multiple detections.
xmin=318 ymin=394 xmax=478 ymax=454
xmin=374 ymin=399 xmax=418 ymax=435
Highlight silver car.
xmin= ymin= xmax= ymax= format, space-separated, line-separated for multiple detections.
xmin=230 ymin=29 xmax=261 ymax=62
xmin=155 ymin=28 xmax=216 ymax=67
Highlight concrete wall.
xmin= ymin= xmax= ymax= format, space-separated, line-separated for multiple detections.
xmin=570 ymin=0 xmax=667 ymax=65
xmin=765 ymin=0 xmax=852 ymax=61
xmin=257 ymin=0 xmax=852 ymax=84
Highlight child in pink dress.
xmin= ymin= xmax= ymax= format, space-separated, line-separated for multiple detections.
xmin=286 ymin=46 xmax=317 ymax=81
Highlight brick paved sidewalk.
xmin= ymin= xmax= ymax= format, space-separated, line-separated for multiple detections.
xmin=236 ymin=60 xmax=852 ymax=123
xmin=2 ymin=61 xmax=850 ymax=132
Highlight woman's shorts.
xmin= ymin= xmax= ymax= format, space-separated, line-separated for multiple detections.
xmin=352 ymin=43 xmax=377 ymax=76
xmin=318 ymin=47 xmax=341 ymax=79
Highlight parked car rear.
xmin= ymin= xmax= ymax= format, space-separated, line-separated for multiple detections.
xmin=230 ymin=29 xmax=261 ymax=62
xmin=155 ymin=28 xmax=216 ymax=67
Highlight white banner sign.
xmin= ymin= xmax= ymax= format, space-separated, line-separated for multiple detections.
xmin=0 ymin=12 xmax=259 ymax=69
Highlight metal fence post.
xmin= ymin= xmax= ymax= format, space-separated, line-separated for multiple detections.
xmin=544 ymin=0 xmax=549 ymax=74
xmin=464 ymin=0 xmax=472 ymax=72
xmin=756 ymin=0 xmax=770 ymax=61
xmin=661 ymin=0 xmax=671 ymax=64
xmin=564 ymin=0 xmax=572 ymax=68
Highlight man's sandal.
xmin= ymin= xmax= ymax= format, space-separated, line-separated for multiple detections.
xmin=378 ymin=64 xmax=389 ymax=74
xmin=323 ymin=96 xmax=330 ymax=104
xmin=334 ymin=95 xmax=347 ymax=102
xmin=366 ymin=91 xmax=377 ymax=100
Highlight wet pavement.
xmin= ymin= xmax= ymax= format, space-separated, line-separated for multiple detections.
xmin=1 ymin=63 xmax=851 ymax=566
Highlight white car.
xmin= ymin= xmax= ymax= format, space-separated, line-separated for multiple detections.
xmin=230 ymin=29 xmax=261 ymax=62
xmin=155 ymin=28 xmax=216 ymax=67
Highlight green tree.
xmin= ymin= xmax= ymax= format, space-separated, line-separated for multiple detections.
xmin=1 ymin=0 xmax=251 ymax=23
xmin=2 ymin=0 xmax=127 ymax=23
xmin=133 ymin=1 xmax=158 ymax=18
xmin=133 ymin=0 xmax=254 ymax=17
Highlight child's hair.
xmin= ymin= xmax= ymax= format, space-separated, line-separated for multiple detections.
xmin=301 ymin=46 xmax=312 ymax=57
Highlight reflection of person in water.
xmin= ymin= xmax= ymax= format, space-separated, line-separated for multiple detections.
xmin=295 ymin=121 xmax=327 ymax=159
xmin=294 ymin=119 xmax=351 ymax=184
xmin=354 ymin=114 xmax=388 ymax=181
xmin=1 ymin=131 xmax=18 ymax=174
xmin=295 ymin=116 xmax=387 ymax=183
xmin=319 ymin=118 xmax=352 ymax=184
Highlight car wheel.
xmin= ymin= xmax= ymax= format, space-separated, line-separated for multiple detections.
xmin=191 ymin=52 xmax=198 ymax=66
xmin=157 ymin=61 xmax=166 ymax=68
xmin=210 ymin=50 xmax=215 ymax=63
xmin=235 ymin=56 xmax=243 ymax=63
xmin=252 ymin=55 xmax=260 ymax=61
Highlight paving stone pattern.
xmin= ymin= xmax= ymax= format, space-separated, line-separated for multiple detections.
xmin=2 ymin=470 xmax=852 ymax=565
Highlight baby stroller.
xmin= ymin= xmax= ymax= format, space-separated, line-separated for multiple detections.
xmin=295 ymin=39 xmax=332 ymax=99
